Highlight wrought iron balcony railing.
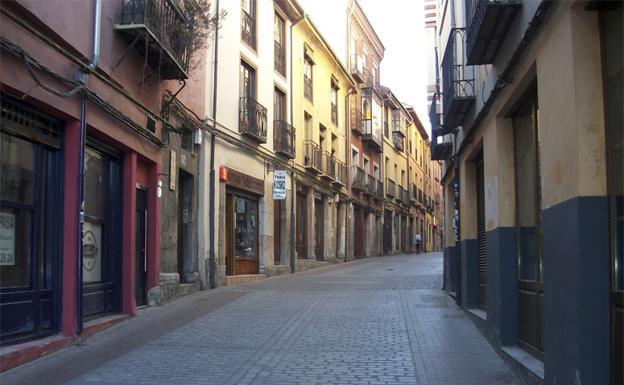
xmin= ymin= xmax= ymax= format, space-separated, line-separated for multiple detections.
xmin=465 ymin=0 xmax=522 ymax=65
xmin=115 ymin=0 xmax=190 ymax=79
xmin=273 ymin=120 xmax=295 ymax=158
xmin=351 ymin=108 xmax=363 ymax=135
xmin=303 ymin=141 xmax=322 ymax=173
xmin=239 ymin=97 xmax=267 ymax=143
xmin=411 ymin=184 xmax=418 ymax=202
xmin=401 ymin=187 xmax=410 ymax=206
xmin=386 ymin=179 xmax=396 ymax=198
xmin=304 ymin=75 xmax=313 ymax=101
xmin=375 ymin=179 xmax=384 ymax=199
xmin=241 ymin=10 xmax=256 ymax=49
xmin=351 ymin=166 xmax=367 ymax=191
xmin=334 ymin=160 xmax=347 ymax=186
xmin=430 ymin=94 xmax=453 ymax=161
xmin=322 ymin=152 xmax=337 ymax=180
xmin=442 ymin=28 xmax=475 ymax=128
xmin=274 ymin=41 xmax=286 ymax=75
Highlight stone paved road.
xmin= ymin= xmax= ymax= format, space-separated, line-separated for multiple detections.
xmin=1 ymin=253 xmax=520 ymax=385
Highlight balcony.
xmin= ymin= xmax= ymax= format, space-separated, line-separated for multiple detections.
xmin=430 ymin=95 xmax=454 ymax=160
xmin=401 ymin=188 xmax=410 ymax=206
xmin=239 ymin=97 xmax=267 ymax=143
xmin=304 ymin=75 xmax=313 ymax=101
xmin=386 ymin=179 xmax=396 ymax=198
xmin=411 ymin=184 xmax=418 ymax=202
xmin=274 ymin=41 xmax=286 ymax=76
xmin=362 ymin=119 xmax=383 ymax=152
xmin=303 ymin=141 xmax=322 ymax=173
xmin=363 ymin=174 xmax=374 ymax=196
xmin=442 ymin=28 xmax=475 ymax=128
xmin=333 ymin=160 xmax=347 ymax=186
xmin=351 ymin=108 xmax=363 ymax=136
xmin=273 ymin=120 xmax=295 ymax=159
xmin=375 ymin=179 xmax=384 ymax=200
xmin=115 ymin=0 xmax=190 ymax=79
xmin=366 ymin=175 xmax=383 ymax=199
xmin=465 ymin=0 xmax=522 ymax=65
xmin=322 ymin=152 xmax=337 ymax=181
xmin=350 ymin=54 xmax=365 ymax=83
xmin=392 ymin=132 xmax=404 ymax=152
xmin=241 ymin=9 xmax=256 ymax=49
xmin=351 ymin=166 xmax=367 ymax=192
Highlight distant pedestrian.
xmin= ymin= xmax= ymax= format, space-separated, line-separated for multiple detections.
xmin=415 ymin=233 xmax=422 ymax=254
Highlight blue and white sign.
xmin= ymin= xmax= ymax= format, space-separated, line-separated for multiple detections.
xmin=272 ymin=170 xmax=287 ymax=200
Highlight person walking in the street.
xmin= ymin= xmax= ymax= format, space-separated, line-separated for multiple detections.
xmin=415 ymin=233 xmax=422 ymax=254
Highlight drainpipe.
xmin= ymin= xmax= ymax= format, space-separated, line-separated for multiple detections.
xmin=344 ymin=86 xmax=356 ymax=260
xmin=208 ymin=0 xmax=220 ymax=289
xmin=77 ymin=0 xmax=101 ymax=335
xmin=289 ymin=14 xmax=304 ymax=273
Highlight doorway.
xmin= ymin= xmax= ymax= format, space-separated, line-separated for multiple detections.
xmin=476 ymin=156 xmax=487 ymax=310
xmin=314 ymin=195 xmax=324 ymax=260
xmin=274 ymin=200 xmax=281 ymax=265
xmin=226 ymin=192 xmax=259 ymax=275
xmin=177 ymin=170 xmax=194 ymax=283
xmin=296 ymin=188 xmax=307 ymax=259
xmin=354 ymin=206 xmax=365 ymax=257
xmin=82 ymin=146 xmax=121 ymax=320
xmin=135 ymin=189 xmax=147 ymax=307
xmin=514 ymin=90 xmax=543 ymax=358
xmin=384 ymin=210 xmax=392 ymax=253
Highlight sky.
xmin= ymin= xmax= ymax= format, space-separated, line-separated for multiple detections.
xmin=297 ymin=0 xmax=432 ymax=133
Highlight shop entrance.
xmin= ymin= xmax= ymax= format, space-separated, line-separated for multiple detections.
xmin=354 ymin=206 xmax=365 ymax=257
xmin=296 ymin=188 xmax=307 ymax=259
xmin=383 ymin=210 xmax=392 ymax=253
xmin=226 ymin=193 xmax=259 ymax=275
xmin=177 ymin=170 xmax=194 ymax=283
xmin=82 ymin=145 xmax=121 ymax=320
xmin=0 ymin=104 xmax=63 ymax=344
xmin=476 ymin=156 xmax=487 ymax=310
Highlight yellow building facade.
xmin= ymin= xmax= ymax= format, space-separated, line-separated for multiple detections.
xmin=291 ymin=16 xmax=354 ymax=263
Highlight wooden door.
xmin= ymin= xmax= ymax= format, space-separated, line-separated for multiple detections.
xmin=314 ymin=197 xmax=324 ymax=260
xmin=354 ymin=207 xmax=365 ymax=257
xmin=514 ymin=92 xmax=543 ymax=358
xmin=233 ymin=195 xmax=258 ymax=274
xmin=384 ymin=210 xmax=392 ymax=253
xmin=296 ymin=191 xmax=307 ymax=258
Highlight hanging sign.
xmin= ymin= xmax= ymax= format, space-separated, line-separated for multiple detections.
xmin=0 ymin=212 xmax=15 ymax=266
xmin=272 ymin=170 xmax=287 ymax=200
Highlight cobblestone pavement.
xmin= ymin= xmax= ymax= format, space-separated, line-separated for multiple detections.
xmin=1 ymin=253 xmax=520 ymax=385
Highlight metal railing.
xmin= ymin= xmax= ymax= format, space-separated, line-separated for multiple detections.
xmin=116 ymin=0 xmax=190 ymax=78
xmin=273 ymin=120 xmax=295 ymax=158
xmin=303 ymin=141 xmax=322 ymax=172
xmin=386 ymin=179 xmax=396 ymax=198
xmin=304 ymin=75 xmax=313 ymax=101
xmin=323 ymin=152 xmax=337 ymax=179
xmin=239 ymin=97 xmax=267 ymax=142
xmin=401 ymin=187 xmax=410 ymax=205
xmin=441 ymin=28 xmax=475 ymax=126
xmin=351 ymin=166 xmax=366 ymax=190
xmin=375 ymin=179 xmax=384 ymax=199
xmin=335 ymin=160 xmax=347 ymax=185
xmin=274 ymin=41 xmax=286 ymax=75
xmin=241 ymin=10 xmax=256 ymax=48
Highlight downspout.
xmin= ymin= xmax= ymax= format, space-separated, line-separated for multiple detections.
xmin=290 ymin=14 xmax=304 ymax=273
xmin=77 ymin=0 xmax=101 ymax=335
xmin=208 ymin=0 xmax=220 ymax=289
xmin=344 ymin=86 xmax=356 ymax=260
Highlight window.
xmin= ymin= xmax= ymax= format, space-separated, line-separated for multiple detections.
xmin=363 ymin=156 xmax=369 ymax=175
xmin=330 ymin=81 xmax=338 ymax=125
xmin=274 ymin=87 xmax=286 ymax=121
xmin=241 ymin=0 xmax=256 ymax=48
xmin=304 ymin=56 xmax=313 ymax=101
xmin=240 ymin=60 xmax=255 ymax=99
xmin=274 ymin=14 xmax=286 ymax=75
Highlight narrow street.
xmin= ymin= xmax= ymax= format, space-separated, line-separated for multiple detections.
xmin=1 ymin=253 xmax=519 ymax=385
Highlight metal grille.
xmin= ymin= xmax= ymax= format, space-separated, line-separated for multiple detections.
xmin=1 ymin=94 xmax=63 ymax=148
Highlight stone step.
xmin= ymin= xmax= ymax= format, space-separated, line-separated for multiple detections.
xmin=224 ymin=274 xmax=266 ymax=286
